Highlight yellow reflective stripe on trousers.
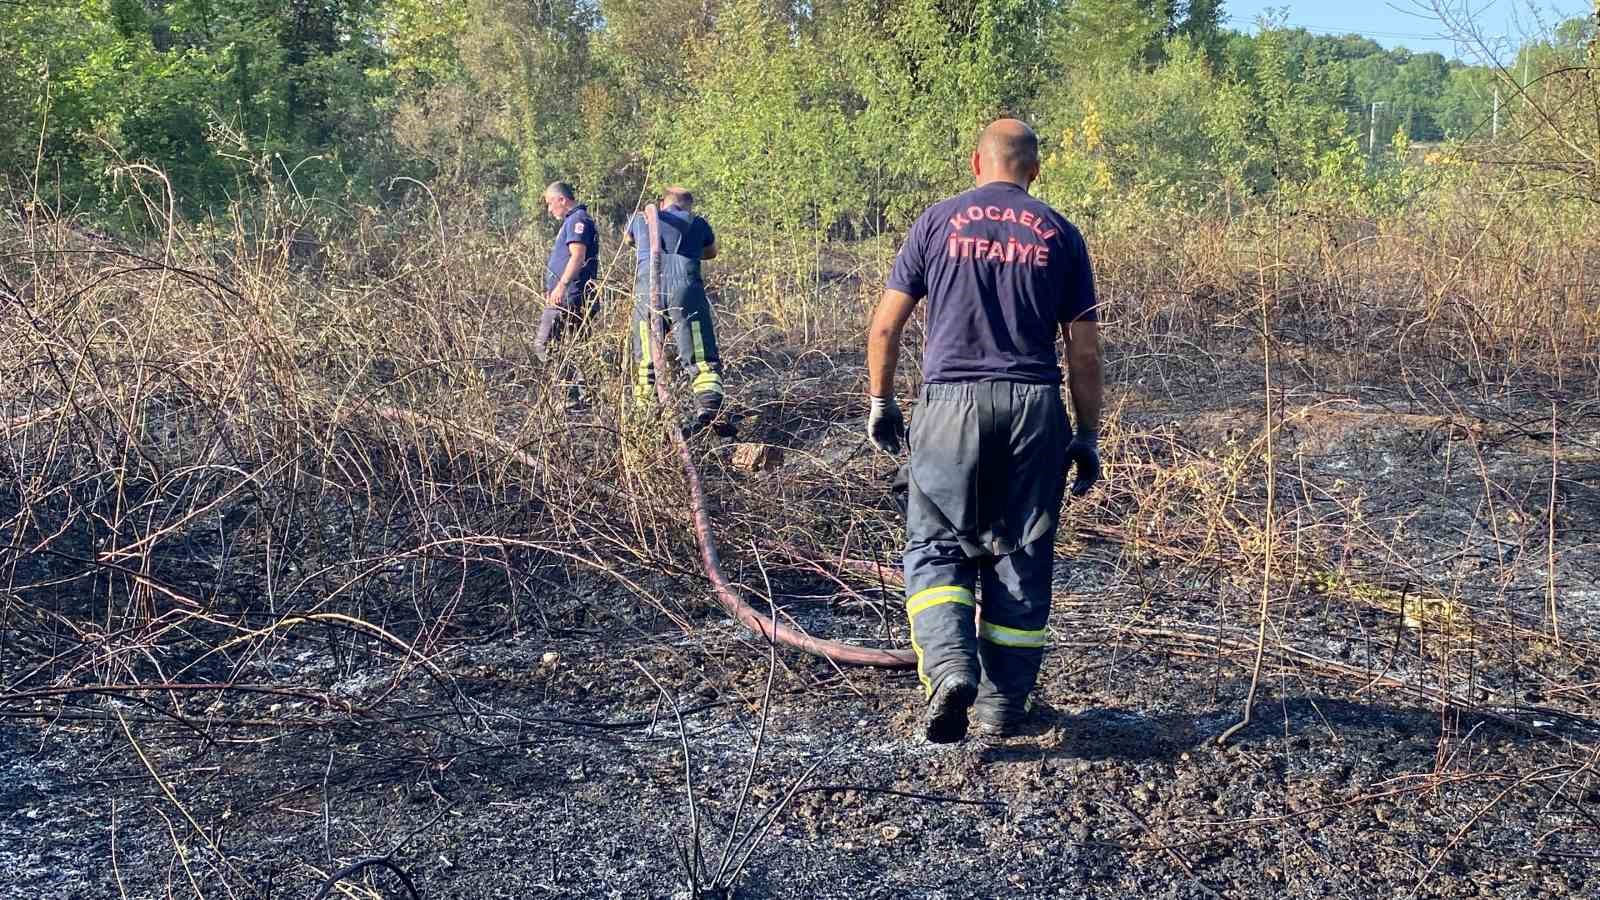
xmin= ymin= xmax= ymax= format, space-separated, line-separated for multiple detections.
xmin=905 ymin=585 xmax=975 ymax=619
xmin=636 ymin=320 xmax=652 ymax=384
xmin=978 ymin=619 xmax=1048 ymax=649
xmin=910 ymin=631 xmax=932 ymax=696
xmin=906 ymin=585 xmax=972 ymax=697
xmin=687 ymin=322 xmax=723 ymax=394
xmin=691 ymin=321 xmax=708 ymax=364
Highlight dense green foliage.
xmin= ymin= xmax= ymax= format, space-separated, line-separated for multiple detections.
xmin=2 ymin=1 xmax=1595 ymax=232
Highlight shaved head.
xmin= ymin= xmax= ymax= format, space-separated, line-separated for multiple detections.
xmin=974 ymin=118 xmax=1040 ymax=185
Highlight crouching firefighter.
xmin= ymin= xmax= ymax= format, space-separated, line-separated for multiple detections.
xmin=535 ymin=181 xmax=600 ymax=362
xmin=866 ymin=119 xmax=1104 ymax=743
xmin=625 ymin=187 xmax=733 ymax=435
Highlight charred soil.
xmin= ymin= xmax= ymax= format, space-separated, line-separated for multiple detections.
xmin=3 ymin=214 xmax=1599 ymax=898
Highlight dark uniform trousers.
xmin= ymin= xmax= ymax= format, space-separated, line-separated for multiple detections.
xmin=904 ymin=381 xmax=1068 ymax=720
xmin=630 ymin=245 xmax=724 ymax=414
xmin=535 ymin=280 xmax=600 ymax=356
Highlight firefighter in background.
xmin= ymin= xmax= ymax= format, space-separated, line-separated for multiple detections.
xmin=535 ymin=181 xmax=600 ymax=362
xmin=866 ymin=119 xmax=1104 ymax=743
xmin=625 ymin=187 xmax=733 ymax=435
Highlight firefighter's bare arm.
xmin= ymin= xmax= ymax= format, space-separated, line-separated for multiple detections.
xmin=865 ymin=288 xmax=918 ymax=453
xmin=548 ymin=243 xmax=588 ymax=305
xmin=1063 ymin=317 xmax=1103 ymax=494
xmin=868 ymin=289 xmax=918 ymax=399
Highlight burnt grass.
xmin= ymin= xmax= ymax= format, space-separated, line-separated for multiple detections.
xmin=4 ymin=294 xmax=1600 ymax=898
xmin=5 ymin=615 xmax=1599 ymax=899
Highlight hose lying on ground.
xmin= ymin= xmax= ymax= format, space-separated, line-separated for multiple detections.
xmin=643 ymin=205 xmax=914 ymax=669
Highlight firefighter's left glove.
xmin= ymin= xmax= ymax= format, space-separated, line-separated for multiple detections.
xmin=1066 ymin=429 xmax=1101 ymax=496
xmin=867 ymin=395 xmax=905 ymax=455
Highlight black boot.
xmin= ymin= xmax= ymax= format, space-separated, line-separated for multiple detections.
xmin=974 ymin=638 xmax=1044 ymax=737
xmin=907 ymin=586 xmax=980 ymax=743
xmin=923 ymin=674 xmax=979 ymax=744
xmin=693 ymin=391 xmax=735 ymax=438
xmin=972 ymin=697 xmax=1034 ymax=737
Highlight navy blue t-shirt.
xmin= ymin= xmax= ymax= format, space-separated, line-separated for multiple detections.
xmin=627 ymin=205 xmax=715 ymax=273
xmin=887 ymin=181 xmax=1097 ymax=384
xmin=546 ymin=204 xmax=599 ymax=292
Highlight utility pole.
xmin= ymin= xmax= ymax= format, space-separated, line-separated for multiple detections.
xmin=1492 ymin=85 xmax=1500 ymax=139
xmin=1369 ymin=100 xmax=1387 ymax=157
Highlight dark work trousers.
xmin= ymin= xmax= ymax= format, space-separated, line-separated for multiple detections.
xmin=903 ymin=382 xmax=1068 ymax=721
xmin=631 ymin=251 xmax=723 ymax=414
xmin=535 ymin=280 xmax=599 ymax=358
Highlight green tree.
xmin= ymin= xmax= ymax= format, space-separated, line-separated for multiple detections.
xmin=3 ymin=0 xmax=402 ymax=221
xmin=654 ymin=0 xmax=857 ymax=235
xmin=385 ymin=0 xmax=610 ymax=212
xmin=1436 ymin=65 xmax=1494 ymax=138
xmin=1239 ymin=27 xmax=1363 ymax=192
xmin=1392 ymin=52 xmax=1448 ymax=140
xmin=1176 ymin=0 xmax=1226 ymax=63
xmin=1052 ymin=0 xmax=1167 ymax=72
xmin=1 ymin=2 xmax=144 ymax=209
xmin=837 ymin=0 xmax=1052 ymax=227
xmin=1037 ymin=37 xmax=1256 ymax=217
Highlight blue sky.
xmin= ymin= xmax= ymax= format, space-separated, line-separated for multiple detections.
xmin=1221 ymin=0 xmax=1593 ymax=61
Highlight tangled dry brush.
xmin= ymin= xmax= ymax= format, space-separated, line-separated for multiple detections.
xmin=2 ymin=180 xmax=1599 ymax=890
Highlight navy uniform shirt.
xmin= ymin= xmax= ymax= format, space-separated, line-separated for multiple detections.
xmin=887 ymin=181 xmax=1097 ymax=384
xmin=546 ymin=203 xmax=599 ymax=292
xmin=627 ymin=205 xmax=715 ymax=274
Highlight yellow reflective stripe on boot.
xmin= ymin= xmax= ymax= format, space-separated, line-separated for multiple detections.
xmin=906 ymin=585 xmax=975 ymax=619
xmin=692 ymin=369 xmax=724 ymax=396
xmin=978 ymin=620 xmax=1048 ymax=649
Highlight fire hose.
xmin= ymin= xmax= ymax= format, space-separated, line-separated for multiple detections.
xmin=642 ymin=205 xmax=914 ymax=669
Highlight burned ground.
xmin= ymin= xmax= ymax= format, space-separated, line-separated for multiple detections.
xmin=2 ymin=213 xmax=1598 ymax=898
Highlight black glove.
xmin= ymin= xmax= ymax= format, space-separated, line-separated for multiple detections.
xmin=867 ymin=396 xmax=905 ymax=454
xmin=1066 ymin=429 xmax=1101 ymax=496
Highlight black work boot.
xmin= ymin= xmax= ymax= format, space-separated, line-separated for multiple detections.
xmin=974 ymin=638 xmax=1044 ymax=737
xmin=907 ymin=586 xmax=980 ymax=743
xmin=972 ymin=696 xmax=1033 ymax=737
xmin=690 ymin=406 xmax=717 ymax=434
xmin=692 ymin=392 xmax=736 ymax=438
xmin=923 ymin=674 xmax=979 ymax=744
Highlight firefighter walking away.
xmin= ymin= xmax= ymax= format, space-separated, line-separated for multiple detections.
xmin=626 ymin=187 xmax=734 ymax=436
xmin=866 ymin=119 xmax=1104 ymax=743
